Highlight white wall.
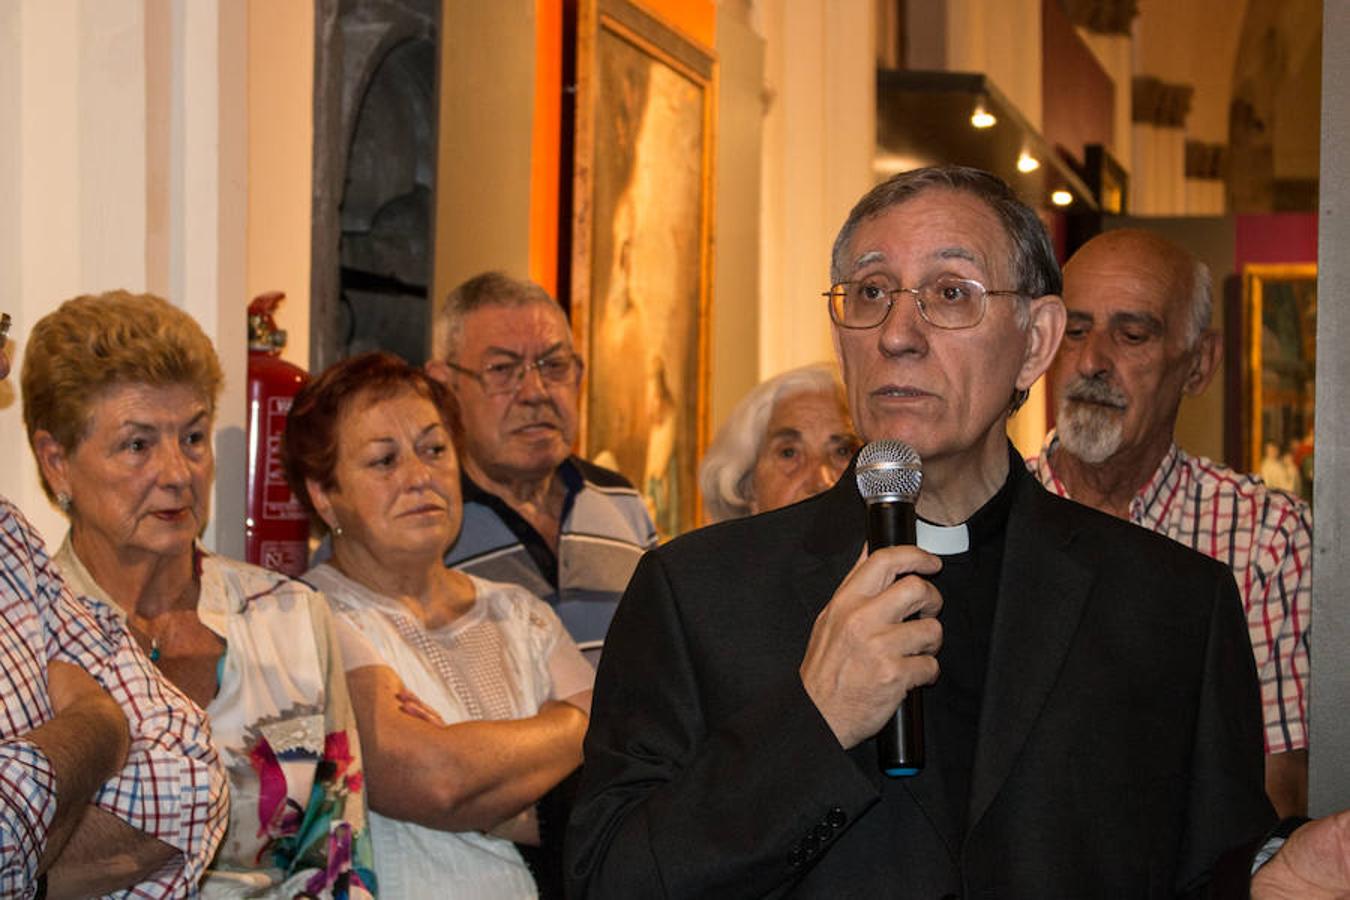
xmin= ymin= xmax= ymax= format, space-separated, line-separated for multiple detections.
xmin=1 ymin=0 xmax=151 ymax=546
xmin=1078 ymin=30 xmax=1132 ymax=174
xmin=710 ymin=5 xmax=764 ymax=433
xmin=944 ymin=0 xmax=1043 ymax=129
xmin=758 ymin=0 xmax=875 ymax=380
xmin=247 ymin=0 xmax=314 ymax=370
xmin=1133 ymin=0 xmax=1247 ymax=145
xmin=0 ymin=0 xmax=249 ymax=556
xmin=1130 ymin=123 xmax=1187 ymax=214
xmin=1129 ymin=0 xmax=1249 ymax=215
xmin=433 ymin=0 xmax=539 ymax=311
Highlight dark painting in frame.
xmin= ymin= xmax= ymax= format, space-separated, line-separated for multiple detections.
xmin=570 ymin=0 xmax=715 ymax=539
xmin=1244 ymin=262 xmax=1316 ymax=502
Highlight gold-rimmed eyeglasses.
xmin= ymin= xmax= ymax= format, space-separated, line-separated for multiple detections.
xmin=447 ymin=352 xmax=583 ymax=395
xmin=824 ymin=275 xmax=1023 ymax=331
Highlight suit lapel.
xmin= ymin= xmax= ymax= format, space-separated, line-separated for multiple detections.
xmin=794 ymin=469 xmax=963 ymax=862
xmin=792 ymin=460 xmax=1099 ymax=850
xmin=792 ymin=467 xmax=867 ymax=621
xmin=966 ymin=477 xmax=1094 ymax=835
xmin=896 ymin=758 xmax=962 ymax=862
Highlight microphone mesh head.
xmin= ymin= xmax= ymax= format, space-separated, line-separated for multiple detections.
xmin=855 ymin=439 xmax=923 ymax=503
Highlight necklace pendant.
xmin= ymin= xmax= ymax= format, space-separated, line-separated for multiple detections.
xmin=149 ymin=640 xmax=161 ymax=662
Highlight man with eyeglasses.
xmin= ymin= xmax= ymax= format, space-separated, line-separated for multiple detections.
xmin=428 ymin=271 xmax=657 ymax=661
xmin=567 ymin=166 xmax=1349 ymax=897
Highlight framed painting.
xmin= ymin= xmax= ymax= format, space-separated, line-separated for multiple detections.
xmin=1244 ymin=263 xmax=1316 ymax=501
xmin=570 ymin=0 xmax=715 ymax=539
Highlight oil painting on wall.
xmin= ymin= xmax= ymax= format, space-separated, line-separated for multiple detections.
xmin=571 ymin=0 xmax=714 ymax=538
xmin=1245 ymin=263 xmax=1316 ymax=503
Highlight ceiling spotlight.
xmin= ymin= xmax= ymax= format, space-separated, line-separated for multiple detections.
xmin=1017 ymin=152 xmax=1040 ymax=173
xmin=970 ymin=102 xmax=996 ymax=129
xmin=1051 ymin=190 xmax=1073 ymax=206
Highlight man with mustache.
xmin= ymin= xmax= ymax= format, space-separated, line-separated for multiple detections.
xmin=1028 ymin=229 xmax=1311 ymax=818
xmin=428 ymin=271 xmax=657 ymax=659
xmin=568 ymin=167 xmax=1349 ymax=898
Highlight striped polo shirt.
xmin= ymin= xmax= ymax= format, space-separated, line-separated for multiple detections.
xmin=445 ymin=457 xmax=658 ymax=657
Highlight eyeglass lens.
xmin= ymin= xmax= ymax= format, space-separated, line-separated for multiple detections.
xmin=831 ymin=277 xmax=986 ymax=329
xmin=483 ymin=354 xmax=578 ymax=391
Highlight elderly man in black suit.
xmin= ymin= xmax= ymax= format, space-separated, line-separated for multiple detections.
xmin=566 ymin=166 xmax=1349 ymax=898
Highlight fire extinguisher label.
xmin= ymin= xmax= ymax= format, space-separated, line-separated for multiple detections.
xmin=260 ymin=540 xmax=309 ymax=578
xmin=264 ymin=396 xmax=308 ymax=521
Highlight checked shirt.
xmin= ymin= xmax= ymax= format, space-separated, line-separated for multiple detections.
xmin=1029 ymin=436 xmax=1311 ymax=755
xmin=0 ymin=499 xmax=226 ymax=898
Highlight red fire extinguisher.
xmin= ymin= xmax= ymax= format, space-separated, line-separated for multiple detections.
xmin=245 ymin=291 xmax=311 ymax=577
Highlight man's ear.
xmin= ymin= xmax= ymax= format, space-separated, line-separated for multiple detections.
xmin=1183 ymin=330 xmax=1221 ymax=396
xmin=425 ymin=359 xmax=454 ymax=390
xmin=32 ymin=431 xmax=71 ymax=499
xmin=1015 ymin=295 xmax=1067 ymax=391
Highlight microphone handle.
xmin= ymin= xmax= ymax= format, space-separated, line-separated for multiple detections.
xmin=866 ymin=500 xmax=925 ymax=777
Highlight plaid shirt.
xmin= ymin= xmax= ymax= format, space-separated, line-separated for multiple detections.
xmin=0 ymin=499 xmax=226 ymax=897
xmin=1028 ymin=436 xmax=1311 ymax=754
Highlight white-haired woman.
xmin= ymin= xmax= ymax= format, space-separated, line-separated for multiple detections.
xmin=698 ymin=363 xmax=860 ymax=523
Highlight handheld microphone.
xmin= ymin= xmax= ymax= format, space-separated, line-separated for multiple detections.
xmin=855 ymin=439 xmax=925 ymax=777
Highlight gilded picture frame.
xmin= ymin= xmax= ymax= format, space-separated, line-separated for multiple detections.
xmin=1244 ymin=263 xmax=1316 ymax=500
xmin=570 ymin=0 xmax=716 ymax=539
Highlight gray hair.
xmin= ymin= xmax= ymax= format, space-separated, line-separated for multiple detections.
xmin=433 ymin=271 xmax=564 ymax=361
xmin=830 ymin=165 xmax=1062 ymax=329
xmin=1185 ymin=257 xmax=1213 ymax=348
xmin=699 ymin=363 xmax=848 ymax=523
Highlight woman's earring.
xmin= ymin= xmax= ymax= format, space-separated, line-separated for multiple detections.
xmin=332 ymin=523 xmax=344 ymax=538
xmin=56 ymin=492 xmax=72 ymax=513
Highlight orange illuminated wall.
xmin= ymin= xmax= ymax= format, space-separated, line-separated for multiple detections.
xmin=527 ymin=0 xmax=715 ymax=296
xmin=530 ymin=0 xmax=564 ymax=295
xmin=639 ymin=0 xmax=715 ymax=46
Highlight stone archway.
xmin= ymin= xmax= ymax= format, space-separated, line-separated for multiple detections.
xmin=311 ymin=0 xmax=438 ymax=369
xmin=340 ymin=37 xmax=437 ymax=364
xmin=1227 ymin=0 xmax=1322 ymax=212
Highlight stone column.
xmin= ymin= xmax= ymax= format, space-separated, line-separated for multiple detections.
xmin=758 ymin=0 xmax=874 ymax=378
xmin=1130 ymin=75 xmax=1192 ymax=214
xmin=1311 ymin=0 xmax=1350 ymax=815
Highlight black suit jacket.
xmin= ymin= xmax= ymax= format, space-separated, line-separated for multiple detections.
xmin=566 ymin=462 xmax=1275 ymax=898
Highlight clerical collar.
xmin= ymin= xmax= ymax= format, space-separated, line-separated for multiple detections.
xmin=914 ymin=442 xmax=1023 ymax=557
xmin=917 ymin=520 xmax=969 ymax=555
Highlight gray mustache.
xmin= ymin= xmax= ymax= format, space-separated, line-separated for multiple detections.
xmin=1064 ymin=377 xmax=1127 ymax=409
